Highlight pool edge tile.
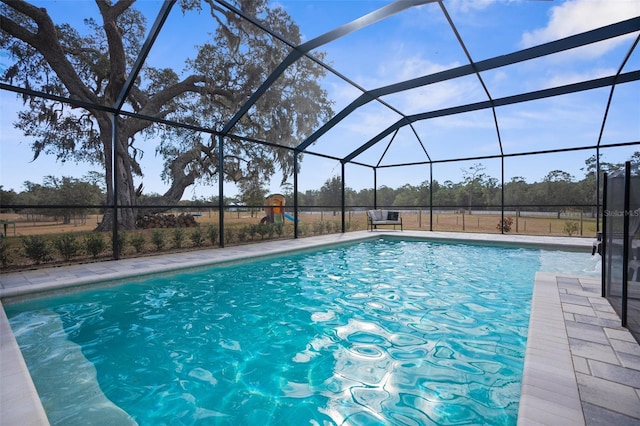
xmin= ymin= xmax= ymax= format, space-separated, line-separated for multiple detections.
xmin=518 ymin=271 xmax=586 ymax=426
xmin=0 ymin=300 xmax=50 ymax=426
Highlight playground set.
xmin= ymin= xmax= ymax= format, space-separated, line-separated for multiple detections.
xmin=260 ymin=194 xmax=297 ymax=224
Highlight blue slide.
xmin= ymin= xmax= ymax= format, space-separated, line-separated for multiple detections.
xmin=284 ymin=213 xmax=299 ymax=222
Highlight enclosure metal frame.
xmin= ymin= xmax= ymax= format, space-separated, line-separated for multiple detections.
xmin=1 ymin=1 xmax=639 ymax=250
xmin=602 ymin=162 xmax=637 ymax=332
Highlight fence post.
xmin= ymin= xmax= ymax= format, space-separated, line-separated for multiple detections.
xmin=580 ymin=211 xmax=583 ymax=236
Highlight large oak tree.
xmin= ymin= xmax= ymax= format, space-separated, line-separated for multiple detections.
xmin=0 ymin=0 xmax=333 ymax=229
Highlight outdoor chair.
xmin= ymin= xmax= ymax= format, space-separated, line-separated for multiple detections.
xmin=367 ymin=209 xmax=403 ymax=231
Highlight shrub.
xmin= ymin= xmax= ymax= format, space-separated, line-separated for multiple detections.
xmin=248 ymin=224 xmax=258 ymax=240
xmin=256 ymin=223 xmax=270 ymax=239
xmin=22 ymin=235 xmax=52 ymax=264
xmin=151 ymin=230 xmax=165 ymax=251
xmin=115 ymin=233 xmax=128 ymax=257
xmin=563 ymin=221 xmax=580 ymax=236
xmin=298 ymin=222 xmax=310 ymax=236
xmin=237 ymin=226 xmax=248 ymax=243
xmin=130 ymin=233 xmax=146 ymax=253
xmin=190 ymin=227 xmax=205 ymax=247
xmin=313 ymin=221 xmax=325 ymax=235
xmin=84 ymin=233 xmax=106 ymax=258
xmin=496 ymin=217 xmax=514 ymax=233
xmin=325 ymin=221 xmax=334 ymax=234
xmin=54 ymin=233 xmax=82 ymax=261
xmin=267 ymin=224 xmax=275 ymax=239
xmin=274 ymin=223 xmax=284 ymax=238
xmin=0 ymin=236 xmax=10 ymax=268
xmin=172 ymin=228 xmax=185 ymax=249
xmin=206 ymin=224 xmax=218 ymax=245
xmin=225 ymin=227 xmax=236 ymax=244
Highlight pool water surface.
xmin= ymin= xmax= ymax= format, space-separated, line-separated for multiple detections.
xmin=6 ymin=239 xmax=588 ymax=425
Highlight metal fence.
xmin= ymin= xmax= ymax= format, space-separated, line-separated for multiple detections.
xmin=603 ymin=161 xmax=640 ymax=342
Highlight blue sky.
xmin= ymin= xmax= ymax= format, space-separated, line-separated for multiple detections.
xmin=1 ymin=0 xmax=639 ymax=200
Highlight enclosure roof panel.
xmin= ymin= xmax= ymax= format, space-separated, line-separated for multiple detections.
xmin=1 ymin=0 xmax=638 ymax=178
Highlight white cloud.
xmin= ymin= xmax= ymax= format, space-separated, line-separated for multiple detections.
xmin=383 ymin=54 xmax=451 ymax=82
xmin=382 ymin=78 xmax=479 ymax=115
xmin=326 ymin=79 xmax=364 ymax=110
xmin=446 ymin=0 xmax=502 ymax=14
xmin=354 ymin=54 xmax=477 ymax=113
xmin=521 ymin=0 xmax=640 ymax=56
xmin=545 ymin=66 xmax=618 ymax=87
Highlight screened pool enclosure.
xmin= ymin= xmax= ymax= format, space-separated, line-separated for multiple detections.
xmin=1 ymin=1 xmax=639 ymax=257
xmin=603 ymin=162 xmax=640 ymax=340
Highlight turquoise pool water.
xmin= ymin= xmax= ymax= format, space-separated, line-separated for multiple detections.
xmin=6 ymin=239 xmax=594 ymax=425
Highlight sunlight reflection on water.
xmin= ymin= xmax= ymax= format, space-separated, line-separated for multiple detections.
xmin=6 ymin=239 xmax=592 ymax=425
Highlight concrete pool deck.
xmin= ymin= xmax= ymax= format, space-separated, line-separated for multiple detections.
xmin=1 ymin=230 xmax=639 ymax=425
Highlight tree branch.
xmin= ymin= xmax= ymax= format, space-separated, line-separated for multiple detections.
xmin=1 ymin=0 xmax=98 ymax=104
xmin=95 ymin=0 xmax=133 ymax=103
xmin=136 ymin=74 xmax=231 ymax=117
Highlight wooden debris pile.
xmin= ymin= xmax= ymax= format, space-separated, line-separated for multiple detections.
xmin=136 ymin=213 xmax=198 ymax=229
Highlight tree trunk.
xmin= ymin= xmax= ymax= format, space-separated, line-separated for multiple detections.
xmin=96 ymin=120 xmax=138 ymax=231
xmin=93 ymin=113 xmax=220 ymax=233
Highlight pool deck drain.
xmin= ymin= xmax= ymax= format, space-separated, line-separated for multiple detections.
xmin=1 ymin=230 xmax=639 ymax=425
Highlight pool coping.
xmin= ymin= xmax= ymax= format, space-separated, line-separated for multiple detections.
xmin=1 ymin=230 xmax=634 ymax=425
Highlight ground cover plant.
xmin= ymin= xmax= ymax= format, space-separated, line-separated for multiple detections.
xmin=0 ymin=210 xmax=597 ymax=272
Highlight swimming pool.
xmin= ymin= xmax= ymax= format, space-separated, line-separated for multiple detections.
xmin=5 ymin=238 xmax=598 ymax=425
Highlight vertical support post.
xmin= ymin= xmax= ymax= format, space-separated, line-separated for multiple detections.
xmin=111 ymin=114 xmax=119 ymax=260
xmin=429 ymin=163 xmax=433 ymax=231
xmin=580 ymin=211 xmax=583 ymax=236
xmin=596 ymin=146 xmax=601 ymax=232
xmin=373 ymin=168 xmax=377 ymax=209
xmin=341 ymin=162 xmax=346 ymax=233
xmin=218 ymin=135 xmax=225 ymax=248
xmin=600 ymin=173 xmax=611 ymax=297
xmin=622 ymin=162 xmax=631 ymax=327
xmin=293 ymin=152 xmax=299 ymax=238
xmin=601 ymin=173 xmax=608 ymax=298
xmin=501 ymin=156 xmax=505 ymax=234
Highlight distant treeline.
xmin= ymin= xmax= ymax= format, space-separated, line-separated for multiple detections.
xmin=1 ymin=155 xmax=638 ymax=216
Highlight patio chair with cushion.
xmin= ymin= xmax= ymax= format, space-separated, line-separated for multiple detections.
xmin=367 ymin=209 xmax=403 ymax=231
